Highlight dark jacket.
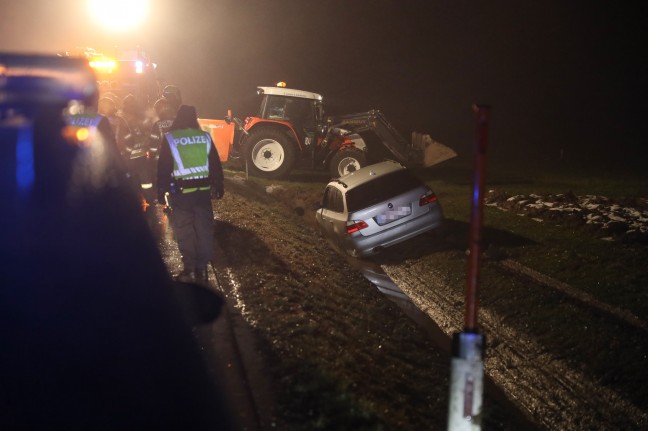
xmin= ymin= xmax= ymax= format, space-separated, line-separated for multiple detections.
xmin=157 ymin=105 xmax=224 ymax=201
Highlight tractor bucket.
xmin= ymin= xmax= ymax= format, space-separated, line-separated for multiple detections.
xmin=412 ymin=132 xmax=458 ymax=168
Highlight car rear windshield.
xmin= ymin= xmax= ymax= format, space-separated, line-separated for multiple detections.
xmin=345 ymin=169 xmax=423 ymax=212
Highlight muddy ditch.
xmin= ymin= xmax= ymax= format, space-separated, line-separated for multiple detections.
xmin=201 ymin=176 xmax=539 ymax=430
xmin=210 ymin=174 xmax=648 ymax=431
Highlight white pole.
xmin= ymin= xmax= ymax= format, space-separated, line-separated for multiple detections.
xmin=447 ymin=332 xmax=485 ymax=430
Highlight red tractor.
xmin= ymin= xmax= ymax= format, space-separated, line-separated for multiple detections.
xmin=200 ymin=84 xmax=453 ymax=179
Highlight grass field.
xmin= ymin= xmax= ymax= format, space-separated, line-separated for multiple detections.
xmin=227 ymin=154 xmax=648 ymax=322
xmin=420 ymin=156 xmax=648 ymax=321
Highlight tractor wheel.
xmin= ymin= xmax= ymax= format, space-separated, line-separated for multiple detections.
xmin=243 ymin=128 xmax=297 ymax=179
xmin=329 ymin=148 xmax=368 ymax=178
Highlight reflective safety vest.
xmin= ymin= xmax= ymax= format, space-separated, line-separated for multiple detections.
xmin=66 ymin=113 xmax=103 ymax=129
xmin=165 ymin=128 xmax=212 ymax=193
xmin=64 ymin=113 xmax=104 ymax=146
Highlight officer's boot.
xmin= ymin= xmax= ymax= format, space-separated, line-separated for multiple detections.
xmin=195 ymin=266 xmax=208 ymax=283
xmin=175 ymin=267 xmax=196 ymax=282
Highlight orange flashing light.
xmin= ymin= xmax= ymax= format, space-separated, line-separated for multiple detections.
xmin=75 ymin=127 xmax=90 ymax=142
xmin=89 ymin=57 xmax=117 ymax=74
xmin=276 ymin=81 xmax=287 ymax=87
xmin=61 ymin=126 xmax=95 ymax=147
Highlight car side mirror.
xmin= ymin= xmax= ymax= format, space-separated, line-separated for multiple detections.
xmin=172 ymin=281 xmax=225 ymax=326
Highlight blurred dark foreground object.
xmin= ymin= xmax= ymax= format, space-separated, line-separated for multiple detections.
xmin=0 ymin=53 xmax=233 ymax=430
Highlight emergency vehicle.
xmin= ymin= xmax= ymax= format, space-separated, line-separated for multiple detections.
xmin=64 ymin=47 xmax=161 ymax=107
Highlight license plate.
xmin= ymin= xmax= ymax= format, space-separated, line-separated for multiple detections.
xmin=375 ymin=205 xmax=412 ymax=226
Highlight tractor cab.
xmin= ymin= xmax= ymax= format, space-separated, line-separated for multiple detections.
xmin=257 ymin=86 xmax=323 ymax=123
xmin=256 ymin=85 xmax=325 ymax=145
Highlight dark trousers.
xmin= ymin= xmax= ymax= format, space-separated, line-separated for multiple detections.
xmin=168 ymin=189 xmax=214 ymax=272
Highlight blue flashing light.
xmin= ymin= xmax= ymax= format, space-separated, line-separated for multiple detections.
xmin=16 ymin=125 xmax=34 ymax=195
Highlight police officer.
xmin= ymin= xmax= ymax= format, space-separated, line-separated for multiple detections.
xmin=65 ymin=101 xmax=121 ymax=160
xmin=157 ymin=105 xmax=224 ymax=283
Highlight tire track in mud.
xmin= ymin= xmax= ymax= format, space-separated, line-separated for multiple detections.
xmin=500 ymin=259 xmax=648 ymax=333
xmin=381 ymin=263 xmax=648 ymax=431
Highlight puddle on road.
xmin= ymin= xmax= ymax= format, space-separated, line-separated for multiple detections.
xmin=146 ymin=206 xmax=183 ymax=274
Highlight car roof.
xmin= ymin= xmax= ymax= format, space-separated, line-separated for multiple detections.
xmin=332 ymin=160 xmax=406 ymax=191
xmin=0 ymin=52 xmax=97 ymax=111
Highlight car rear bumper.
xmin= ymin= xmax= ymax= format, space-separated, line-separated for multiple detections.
xmin=345 ymin=204 xmax=444 ymax=257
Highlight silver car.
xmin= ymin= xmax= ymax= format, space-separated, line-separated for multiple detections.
xmin=315 ymin=160 xmax=444 ymax=257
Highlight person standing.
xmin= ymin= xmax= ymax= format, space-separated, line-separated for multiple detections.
xmin=144 ymin=97 xmax=176 ymax=202
xmin=162 ymin=84 xmax=182 ymax=115
xmin=65 ymin=100 xmax=127 ymax=171
xmin=157 ymin=105 xmax=224 ymax=283
xmin=98 ymin=96 xmax=130 ymax=156
xmin=121 ymin=93 xmax=149 ymax=161
xmin=148 ymin=97 xmax=176 ymax=160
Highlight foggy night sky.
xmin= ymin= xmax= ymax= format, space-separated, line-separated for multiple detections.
xmin=1 ymin=0 xmax=646 ymax=169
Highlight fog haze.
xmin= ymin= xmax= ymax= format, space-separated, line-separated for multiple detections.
xmin=1 ymin=0 xmax=645 ymax=168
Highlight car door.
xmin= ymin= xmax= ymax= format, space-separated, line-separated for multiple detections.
xmin=318 ymin=186 xmax=347 ymax=248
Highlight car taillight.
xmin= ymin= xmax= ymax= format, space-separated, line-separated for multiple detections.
xmin=346 ymin=220 xmax=368 ymax=234
xmin=419 ymin=192 xmax=438 ymax=206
